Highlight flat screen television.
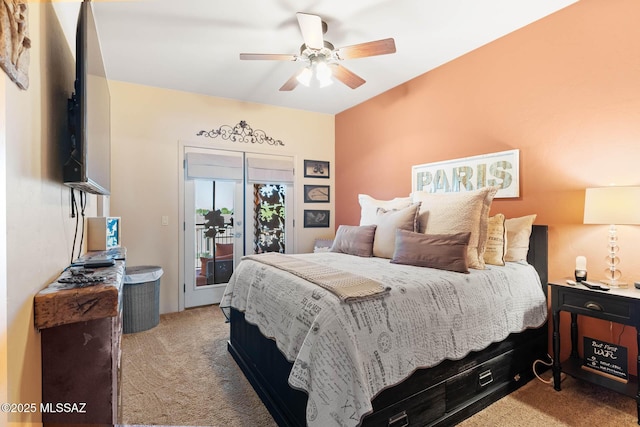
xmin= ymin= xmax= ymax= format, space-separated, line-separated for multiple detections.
xmin=63 ymin=1 xmax=111 ymax=195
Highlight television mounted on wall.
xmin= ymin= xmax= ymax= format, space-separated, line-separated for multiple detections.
xmin=63 ymin=1 xmax=111 ymax=195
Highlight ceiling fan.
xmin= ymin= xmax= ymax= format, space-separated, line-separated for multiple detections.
xmin=240 ymin=12 xmax=396 ymax=91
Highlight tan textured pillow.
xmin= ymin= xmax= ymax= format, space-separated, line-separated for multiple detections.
xmin=412 ymin=187 xmax=498 ymax=269
xmin=358 ymin=194 xmax=412 ymax=226
xmin=504 ymin=214 xmax=537 ymax=262
xmin=372 ymin=203 xmax=421 ymax=258
xmin=330 ymin=225 xmax=377 ymax=257
xmin=477 ymin=187 xmax=499 ymax=263
xmin=391 ymin=230 xmax=471 ymax=273
xmin=484 ymin=214 xmax=507 ymax=266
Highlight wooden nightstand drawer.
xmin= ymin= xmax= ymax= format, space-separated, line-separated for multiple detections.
xmin=559 ymin=291 xmax=631 ymax=321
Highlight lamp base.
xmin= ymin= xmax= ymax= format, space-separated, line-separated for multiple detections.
xmin=600 ymin=278 xmax=628 ymax=288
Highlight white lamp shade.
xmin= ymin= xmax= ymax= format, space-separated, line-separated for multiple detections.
xmin=583 ymin=186 xmax=640 ymax=225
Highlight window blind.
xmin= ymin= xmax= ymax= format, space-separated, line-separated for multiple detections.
xmin=246 ymin=157 xmax=294 ymax=184
xmin=185 ymin=152 xmax=243 ymax=180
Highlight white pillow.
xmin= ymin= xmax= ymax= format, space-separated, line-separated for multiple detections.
xmin=504 ymin=214 xmax=537 ymax=262
xmin=358 ymin=194 xmax=411 ymax=226
xmin=412 ymin=187 xmax=498 ymax=269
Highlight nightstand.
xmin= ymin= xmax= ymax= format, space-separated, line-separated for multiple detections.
xmin=550 ymin=280 xmax=640 ymax=424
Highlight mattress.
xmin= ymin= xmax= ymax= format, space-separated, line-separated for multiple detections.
xmin=221 ymin=252 xmax=547 ymax=427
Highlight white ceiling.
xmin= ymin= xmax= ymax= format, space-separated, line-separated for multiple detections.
xmin=87 ymin=0 xmax=577 ymax=115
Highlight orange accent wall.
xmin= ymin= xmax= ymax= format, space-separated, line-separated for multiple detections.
xmin=336 ymin=0 xmax=640 ymax=373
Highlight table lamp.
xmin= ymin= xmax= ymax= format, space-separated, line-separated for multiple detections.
xmin=583 ymin=186 xmax=640 ymax=287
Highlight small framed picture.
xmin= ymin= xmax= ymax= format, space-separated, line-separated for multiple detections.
xmin=304 ymin=210 xmax=330 ymax=228
xmin=304 ymin=185 xmax=330 ymax=203
xmin=304 ymin=160 xmax=330 ymax=178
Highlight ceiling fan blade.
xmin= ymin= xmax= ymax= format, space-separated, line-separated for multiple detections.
xmin=336 ymin=38 xmax=396 ymax=60
xmin=329 ymin=64 xmax=365 ymax=89
xmin=240 ymin=53 xmax=296 ymax=61
xmin=279 ymin=69 xmax=303 ymax=91
xmin=296 ymin=12 xmax=324 ymax=50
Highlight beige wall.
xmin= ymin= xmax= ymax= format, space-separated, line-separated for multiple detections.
xmin=4 ymin=3 xmax=91 ymax=424
xmin=1 ymin=59 xmax=8 ymax=427
xmin=335 ymin=0 xmax=640 ymax=372
xmin=109 ymin=81 xmax=334 ymax=313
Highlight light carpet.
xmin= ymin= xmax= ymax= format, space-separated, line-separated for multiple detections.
xmin=121 ymin=306 xmax=636 ymax=426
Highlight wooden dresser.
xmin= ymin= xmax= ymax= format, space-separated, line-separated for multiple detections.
xmin=34 ymin=259 xmax=125 ymax=425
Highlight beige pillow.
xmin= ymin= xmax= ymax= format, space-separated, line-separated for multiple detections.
xmin=477 ymin=187 xmax=499 ymax=263
xmin=504 ymin=214 xmax=537 ymax=262
xmin=412 ymin=187 xmax=498 ymax=269
xmin=358 ymin=194 xmax=412 ymax=226
xmin=391 ymin=230 xmax=471 ymax=273
xmin=372 ymin=203 xmax=421 ymax=258
xmin=330 ymin=225 xmax=377 ymax=257
xmin=484 ymin=214 xmax=507 ymax=266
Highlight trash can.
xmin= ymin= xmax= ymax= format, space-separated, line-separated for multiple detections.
xmin=123 ymin=265 xmax=163 ymax=334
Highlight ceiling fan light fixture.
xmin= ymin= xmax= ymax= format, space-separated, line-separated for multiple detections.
xmin=315 ymin=60 xmax=333 ymax=85
xmin=296 ymin=59 xmax=333 ymax=88
xmin=296 ymin=67 xmax=312 ymax=86
xmin=318 ymin=76 xmax=333 ymax=88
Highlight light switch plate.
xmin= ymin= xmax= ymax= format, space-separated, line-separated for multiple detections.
xmin=161 ymin=215 xmax=169 ymax=226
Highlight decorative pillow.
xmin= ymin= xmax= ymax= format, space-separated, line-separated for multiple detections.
xmin=372 ymin=203 xmax=421 ymax=258
xmin=411 ymin=187 xmax=498 ymax=269
xmin=484 ymin=214 xmax=507 ymax=266
xmin=358 ymin=194 xmax=412 ymax=226
xmin=477 ymin=187 xmax=499 ymax=263
xmin=391 ymin=230 xmax=471 ymax=273
xmin=330 ymin=225 xmax=377 ymax=257
xmin=504 ymin=214 xmax=537 ymax=262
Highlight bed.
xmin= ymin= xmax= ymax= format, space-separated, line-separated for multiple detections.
xmin=222 ymin=220 xmax=548 ymax=427
xmin=224 ymin=187 xmax=547 ymax=426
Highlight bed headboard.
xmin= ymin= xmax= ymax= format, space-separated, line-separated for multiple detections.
xmin=527 ymin=225 xmax=548 ymax=295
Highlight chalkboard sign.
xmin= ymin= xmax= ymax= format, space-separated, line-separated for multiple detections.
xmin=582 ymin=336 xmax=628 ymax=383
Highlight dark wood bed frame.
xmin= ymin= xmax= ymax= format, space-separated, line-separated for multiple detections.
xmin=228 ymin=225 xmax=548 ymax=426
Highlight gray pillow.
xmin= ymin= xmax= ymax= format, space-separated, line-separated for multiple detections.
xmin=330 ymin=225 xmax=377 ymax=257
xmin=390 ymin=229 xmax=471 ymax=273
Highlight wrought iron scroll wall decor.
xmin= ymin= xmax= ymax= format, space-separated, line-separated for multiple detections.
xmin=197 ymin=120 xmax=285 ymax=146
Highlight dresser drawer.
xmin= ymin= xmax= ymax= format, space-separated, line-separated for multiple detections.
xmin=559 ymin=291 xmax=631 ymax=321
xmin=445 ymin=346 xmax=528 ymax=411
xmin=362 ymin=382 xmax=446 ymax=427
